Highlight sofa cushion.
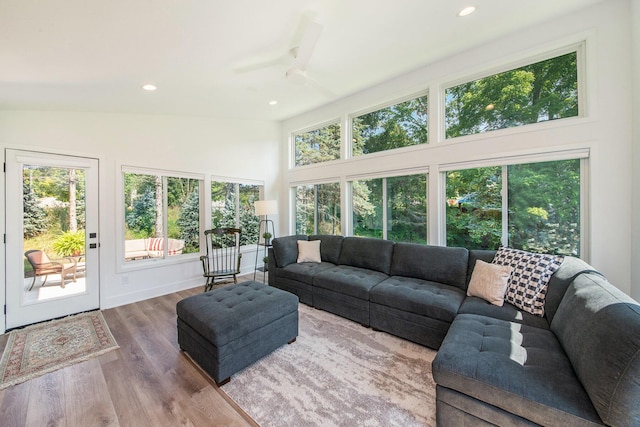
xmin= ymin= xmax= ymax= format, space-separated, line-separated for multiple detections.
xmin=551 ymin=273 xmax=640 ymax=427
xmin=371 ymin=276 xmax=465 ymax=323
xmin=493 ymin=247 xmax=564 ymax=316
xmin=338 ymin=237 xmax=394 ymax=275
xmin=390 ymin=243 xmax=469 ymax=290
xmin=466 ymin=260 xmax=512 ymax=306
xmin=457 ymin=297 xmax=550 ymax=330
xmin=309 ymin=235 xmax=344 ymax=264
xmin=466 ymin=249 xmax=497 ymax=287
xmin=274 ymin=261 xmax=335 ymax=285
xmin=433 ymin=313 xmax=602 ymax=426
xmin=313 ymin=265 xmax=388 ymax=300
xmin=272 ymin=235 xmax=308 ymax=268
xmin=297 ymin=240 xmax=321 ymax=263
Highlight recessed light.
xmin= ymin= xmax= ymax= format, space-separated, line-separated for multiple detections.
xmin=269 ymin=100 xmax=278 ymax=106
xmin=142 ymin=84 xmax=157 ymax=91
xmin=458 ymin=6 xmax=476 ymax=17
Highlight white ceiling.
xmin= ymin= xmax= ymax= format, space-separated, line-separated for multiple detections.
xmin=0 ymin=0 xmax=606 ymax=121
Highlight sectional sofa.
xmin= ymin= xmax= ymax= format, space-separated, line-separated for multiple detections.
xmin=268 ymin=234 xmax=640 ymax=427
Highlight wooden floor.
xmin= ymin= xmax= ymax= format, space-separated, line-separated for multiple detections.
xmin=0 ymin=275 xmax=265 ymax=427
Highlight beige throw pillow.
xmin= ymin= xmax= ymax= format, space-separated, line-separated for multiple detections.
xmin=297 ymin=240 xmax=322 ymax=263
xmin=467 ymin=260 xmax=513 ymax=306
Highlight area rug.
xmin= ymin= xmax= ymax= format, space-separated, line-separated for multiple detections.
xmin=221 ymin=305 xmax=437 ymax=427
xmin=0 ymin=310 xmax=118 ymax=390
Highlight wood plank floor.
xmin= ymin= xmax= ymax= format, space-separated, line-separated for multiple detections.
xmin=0 ymin=274 xmax=266 ymax=427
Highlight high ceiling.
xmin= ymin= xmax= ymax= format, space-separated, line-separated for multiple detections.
xmin=0 ymin=0 xmax=606 ymax=121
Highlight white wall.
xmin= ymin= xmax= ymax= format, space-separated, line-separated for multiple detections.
xmin=0 ymin=110 xmax=281 ymax=313
xmin=281 ymin=0 xmax=635 ymax=294
xmin=631 ymin=0 xmax=640 ymax=300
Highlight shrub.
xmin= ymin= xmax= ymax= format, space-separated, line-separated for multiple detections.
xmin=52 ymin=231 xmax=85 ymax=257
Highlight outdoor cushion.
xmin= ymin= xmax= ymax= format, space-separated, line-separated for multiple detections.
xmin=433 ymin=313 xmax=602 ymax=426
xmin=390 ymin=243 xmax=469 ymax=290
xmin=371 ymin=276 xmax=465 ymax=323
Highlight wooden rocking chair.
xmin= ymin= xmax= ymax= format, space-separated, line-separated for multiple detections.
xmin=200 ymin=228 xmax=242 ymax=292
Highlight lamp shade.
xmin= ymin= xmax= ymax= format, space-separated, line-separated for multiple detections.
xmin=254 ymin=200 xmax=278 ymax=216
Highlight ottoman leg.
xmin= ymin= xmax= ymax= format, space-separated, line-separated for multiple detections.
xmin=288 ymin=338 xmax=296 ymax=344
xmin=217 ymin=377 xmax=231 ymax=386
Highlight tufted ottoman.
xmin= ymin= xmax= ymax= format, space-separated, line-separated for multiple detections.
xmin=176 ymin=280 xmax=298 ymax=385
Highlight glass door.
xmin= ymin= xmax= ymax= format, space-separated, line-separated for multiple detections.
xmin=5 ymin=149 xmax=100 ymax=329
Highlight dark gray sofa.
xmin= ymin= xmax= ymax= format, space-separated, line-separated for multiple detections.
xmin=268 ymin=234 xmax=640 ymax=426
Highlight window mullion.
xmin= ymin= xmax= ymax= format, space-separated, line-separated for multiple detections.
xmin=382 ymin=178 xmax=388 ymax=240
xmin=501 ymin=165 xmax=508 ymax=247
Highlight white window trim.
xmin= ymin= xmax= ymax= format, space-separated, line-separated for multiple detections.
xmin=291 ymin=118 xmax=342 ymax=169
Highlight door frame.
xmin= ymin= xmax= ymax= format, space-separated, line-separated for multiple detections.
xmin=4 ymin=149 xmax=101 ymax=331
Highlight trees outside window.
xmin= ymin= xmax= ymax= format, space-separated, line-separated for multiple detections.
xmin=353 ymin=174 xmax=427 ymax=243
xmin=445 ymin=159 xmax=581 ymax=255
xmin=445 ymin=51 xmax=578 ymax=138
xmin=124 ymin=171 xmax=202 ymax=260
xmin=294 ymin=122 xmax=341 ymax=167
xmin=295 ymin=183 xmax=341 ymax=235
xmin=211 ymin=181 xmax=261 ymax=246
xmin=352 ymin=95 xmax=428 ymax=157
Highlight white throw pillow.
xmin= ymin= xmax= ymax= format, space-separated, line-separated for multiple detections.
xmin=467 ymin=260 xmax=513 ymax=307
xmin=297 ymin=240 xmax=321 ymax=263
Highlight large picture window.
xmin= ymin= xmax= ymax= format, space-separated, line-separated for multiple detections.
xmin=211 ymin=181 xmax=262 ymax=246
xmin=294 ymin=121 xmax=341 ymax=167
xmin=352 ymin=95 xmax=428 ymax=157
xmin=123 ymin=170 xmax=202 ymax=262
xmin=352 ymin=173 xmax=427 ymax=243
xmin=445 ymin=51 xmax=579 ymax=138
xmin=445 ymin=159 xmax=582 ymax=255
xmin=295 ymin=182 xmax=341 ymax=235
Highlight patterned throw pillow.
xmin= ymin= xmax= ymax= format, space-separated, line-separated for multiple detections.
xmin=492 ymin=247 xmax=564 ymax=316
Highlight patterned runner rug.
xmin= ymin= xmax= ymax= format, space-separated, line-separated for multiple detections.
xmin=221 ymin=305 xmax=437 ymax=427
xmin=0 ymin=311 xmax=118 ymax=390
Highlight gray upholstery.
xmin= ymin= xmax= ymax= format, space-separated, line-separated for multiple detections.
xmin=466 ymin=250 xmax=496 ymax=287
xmin=272 ymin=235 xmax=308 ymax=268
xmin=338 ymin=237 xmax=394 ymax=274
xmin=391 ymin=243 xmax=469 ymax=290
xmin=457 ymin=296 xmax=550 ymax=329
xmin=433 ymin=314 xmax=603 ymax=426
xmin=371 ymin=276 xmax=465 ymax=324
xmin=551 ymin=273 xmax=640 ymax=427
xmin=176 ymin=281 xmax=298 ymax=384
xmin=274 ymin=261 xmax=335 ymax=285
xmin=309 ymin=234 xmax=344 ymax=264
xmin=370 ymin=303 xmax=452 ymax=349
xmin=313 ymin=265 xmax=388 ymax=300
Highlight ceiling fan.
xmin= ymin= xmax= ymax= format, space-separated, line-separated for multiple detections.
xmin=234 ymin=14 xmax=332 ymax=95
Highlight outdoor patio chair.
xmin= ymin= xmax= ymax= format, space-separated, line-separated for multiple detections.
xmin=24 ymin=249 xmax=78 ymax=291
xmin=200 ymin=228 xmax=242 ymax=292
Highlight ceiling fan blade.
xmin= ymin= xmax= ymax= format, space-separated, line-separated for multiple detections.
xmin=306 ymin=75 xmax=335 ymax=98
xmin=291 ymin=21 xmax=322 ymax=69
xmin=233 ymin=51 xmax=290 ymax=74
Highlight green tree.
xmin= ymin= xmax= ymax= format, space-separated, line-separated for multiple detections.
xmin=125 ymin=187 xmax=156 ymax=236
xmin=177 ymin=188 xmax=200 ymax=253
xmin=446 ymin=52 xmax=577 ymax=138
xmin=295 ymin=123 xmax=341 ymax=166
xmin=23 ymin=182 xmax=48 ymax=238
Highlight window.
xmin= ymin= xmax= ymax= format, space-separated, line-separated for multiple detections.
xmin=295 ymin=182 xmax=341 ymax=235
xmin=124 ymin=171 xmax=202 ymax=262
xmin=211 ymin=181 xmax=262 ymax=246
xmin=445 ymin=159 xmax=582 ymax=255
xmin=294 ymin=121 xmax=341 ymax=167
xmin=352 ymin=95 xmax=428 ymax=156
xmin=352 ymin=173 xmax=427 ymax=243
xmin=445 ymin=51 xmax=579 ymax=138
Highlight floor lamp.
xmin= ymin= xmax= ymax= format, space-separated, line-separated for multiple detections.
xmin=254 ymin=200 xmax=278 ymax=281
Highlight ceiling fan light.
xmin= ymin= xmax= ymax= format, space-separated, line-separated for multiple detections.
xmin=286 ymin=67 xmax=307 ymax=85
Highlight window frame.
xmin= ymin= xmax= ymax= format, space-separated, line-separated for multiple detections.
xmin=210 ymin=176 xmax=264 ymax=249
xmin=440 ymin=42 xmax=586 ymax=142
xmin=440 ymin=150 xmax=589 ymax=258
xmin=118 ymin=165 xmax=205 ymax=271
xmin=291 ymin=119 xmax=342 ymax=169
xmin=291 ymin=179 xmax=342 ymax=235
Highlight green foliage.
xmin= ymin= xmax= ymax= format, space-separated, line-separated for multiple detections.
xmin=445 ymin=52 xmax=578 ymax=138
xmin=177 ymin=189 xmax=200 ymax=253
xmin=23 ymin=182 xmax=48 ymax=238
xmin=52 ymin=231 xmax=85 ymax=256
xmin=211 ymin=182 xmax=261 ymax=246
xmin=353 ymin=96 xmax=428 ymax=156
xmin=125 ymin=187 xmax=156 ymax=237
xmin=295 ymin=123 xmax=341 ymax=166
